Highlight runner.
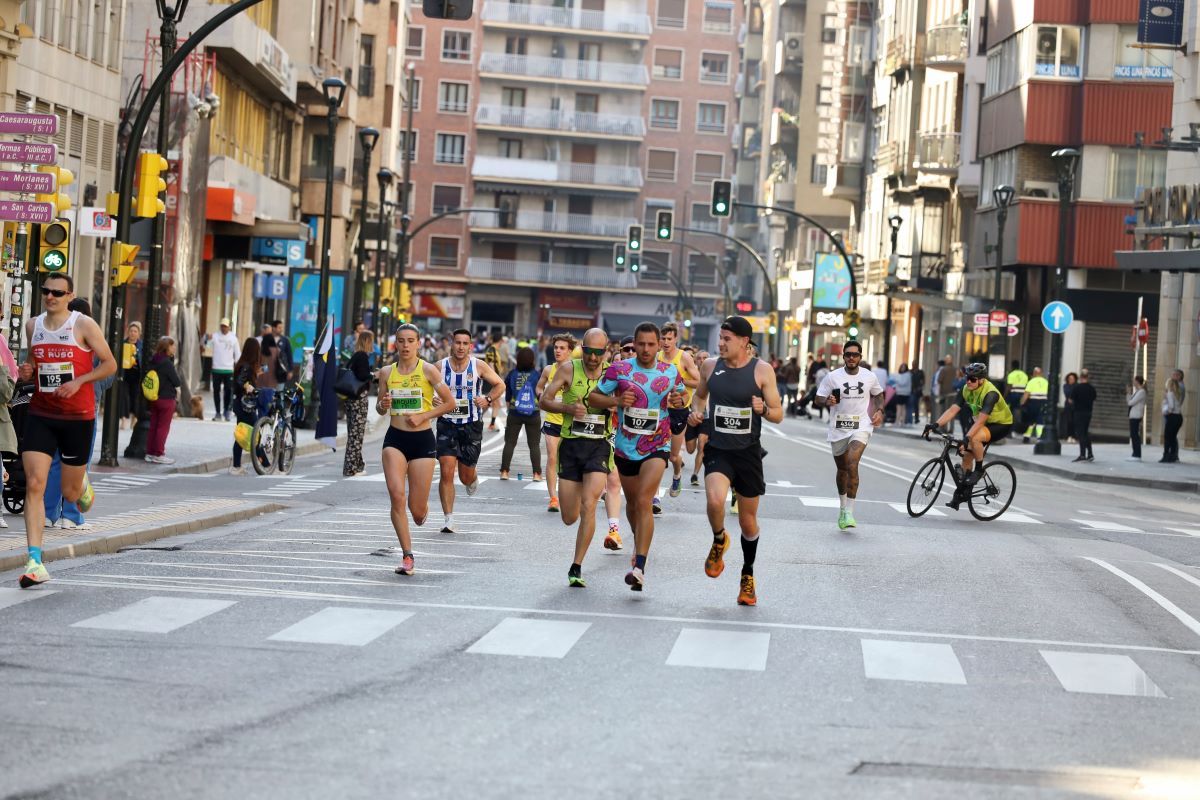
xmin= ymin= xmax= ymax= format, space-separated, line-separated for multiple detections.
xmin=535 ymin=333 xmax=575 ymax=513
xmin=686 ymin=348 xmax=710 ymax=486
xmin=436 ymin=329 xmax=505 ymax=533
xmin=813 ymin=340 xmax=884 ymax=530
xmin=539 ymin=328 xmax=613 ymax=587
xmin=925 ymin=362 xmax=1014 ymax=509
xmin=658 ymin=322 xmax=701 ymax=498
xmin=589 ymin=322 xmax=685 ymax=591
xmin=16 ymin=273 xmax=116 ymax=588
xmin=376 ymin=323 xmax=456 ymax=576
xmin=688 ymin=316 xmax=783 ymax=606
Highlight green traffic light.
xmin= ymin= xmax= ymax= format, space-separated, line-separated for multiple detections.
xmin=791 ymin=337 xmax=799 ymax=346
xmin=848 ymin=326 xmax=860 ymax=337
xmin=659 ymin=227 xmax=669 ymax=238
xmin=715 ymin=201 xmax=727 ymax=213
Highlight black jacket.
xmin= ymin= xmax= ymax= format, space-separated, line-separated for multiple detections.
xmin=149 ymin=354 xmax=181 ymax=399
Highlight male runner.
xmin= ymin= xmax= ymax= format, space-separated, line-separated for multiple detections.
xmin=687 ymin=348 xmax=710 ymax=486
xmin=925 ymin=362 xmax=1014 ymax=509
xmin=536 ymin=333 xmax=575 ymax=513
xmin=436 ymin=329 xmax=505 ymax=533
xmin=658 ymin=323 xmax=701 ymax=498
xmin=539 ymin=328 xmax=613 ymax=587
xmin=813 ymin=340 xmax=884 ymax=530
xmin=589 ymin=322 xmax=685 ymax=591
xmin=17 ymin=273 xmax=116 ymax=588
xmin=689 ymin=316 xmax=783 ymax=606
xmin=377 ymin=323 xmax=456 ymax=576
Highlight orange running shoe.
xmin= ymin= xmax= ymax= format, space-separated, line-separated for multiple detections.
xmin=704 ymin=532 xmax=729 ymax=578
xmin=737 ymin=574 xmax=757 ymax=606
xmin=604 ymin=522 xmax=622 ymax=550
xmin=548 ymin=497 xmax=560 ymax=512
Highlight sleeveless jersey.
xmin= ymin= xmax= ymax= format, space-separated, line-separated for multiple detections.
xmin=705 ymin=357 xmax=762 ymax=451
xmin=658 ymin=348 xmax=694 ymax=404
xmin=960 ymin=378 xmax=1014 ymax=425
xmin=386 ymin=359 xmax=435 ymax=416
xmin=440 ymin=357 xmax=482 ymax=424
xmin=558 ymin=358 xmax=610 ymax=440
xmin=30 ymin=311 xmax=95 ymax=420
xmin=543 ymin=362 xmax=566 ymax=427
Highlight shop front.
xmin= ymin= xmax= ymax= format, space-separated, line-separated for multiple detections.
xmin=410 ymin=281 xmax=467 ymax=336
xmin=599 ymin=293 xmax=719 ymax=350
xmin=537 ymin=288 xmax=598 ymax=334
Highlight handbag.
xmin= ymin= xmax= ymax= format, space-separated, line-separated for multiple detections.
xmin=334 ymin=368 xmax=368 ymax=398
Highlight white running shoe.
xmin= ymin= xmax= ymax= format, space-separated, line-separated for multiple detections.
xmin=229 ymin=466 xmax=247 ymax=476
xmin=59 ymin=519 xmax=95 ymax=531
xmin=464 ymin=478 xmax=480 ymax=496
xmin=0 ymin=516 xmax=8 ymax=528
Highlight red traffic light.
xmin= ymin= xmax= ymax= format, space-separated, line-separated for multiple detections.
xmin=735 ymin=299 xmax=754 ymax=314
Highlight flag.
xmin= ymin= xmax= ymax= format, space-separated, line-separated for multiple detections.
xmin=314 ymin=313 xmax=339 ymax=449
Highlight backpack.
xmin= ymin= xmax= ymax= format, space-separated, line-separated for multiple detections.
xmin=513 ymin=372 xmax=537 ymax=415
xmin=141 ymin=369 xmax=159 ymax=402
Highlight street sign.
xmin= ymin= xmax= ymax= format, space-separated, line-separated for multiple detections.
xmin=0 ymin=112 xmax=58 ymax=135
xmin=973 ymin=324 xmax=1019 ymax=337
xmin=974 ymin=312 xmax=1020 ymax=326
xmin=0 ymin=200 xmax=54 ymax=223
xmin=1041 ymin=301 xmax=1074 ymax=334
xmin=0 ymin=142 xmax=58 ymax=164
xmin=0 ymin=170 xmax=55 ymax=193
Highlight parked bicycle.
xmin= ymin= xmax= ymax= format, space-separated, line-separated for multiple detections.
xmin=250 ymin=384 xmax=305 ymax=476
xmin=906 ymin=429 xmax=1016 ymax=521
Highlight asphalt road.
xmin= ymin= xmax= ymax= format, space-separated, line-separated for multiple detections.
xmin=2 ymin=416 xmax=1199 ymax=799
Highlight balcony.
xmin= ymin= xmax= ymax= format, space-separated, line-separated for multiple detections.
xmin=916 ymin=132 xmax=960 ymax=172
xmin=480 ymin=2 xmax=651 ymax=38
xmin=474 ymin=104 xmax=645 ymax=138
xmin=924 ymin=23 xmax=967 ymax=71
xmin=479 ymin=53 xmax=649 ymax=88
xmin=884 ymin=33 xmax=923 ymax=75
xmin=467 ymin=258 xmax=639 ymax=290
xmin=873 ymin=141 xmax=910 ymax=178
xmin=971 ymin=199 xmax=1135 ymax=271
xmin=468 ymin=211 xmax=636 ymax=238
xmin=823 ymin=162 xmax=863 ymax=200
xmin=472 ymin=155 xmax=643 ymax=190
xmin=195 ymin=4 xmax=296 ymax=104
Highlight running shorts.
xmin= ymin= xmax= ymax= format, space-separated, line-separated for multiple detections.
xmin=383 ymin=426 xmax=437 ymax=461
xmin=704 ymin=445 xmax=766 ymax=498
xmin=614 ymin=451 xmax=669 ymax=478
xmin=830 ymin=431 xmax=871 ymax=457
xmin=984 ymin=422 xmax=1012 ymax=442
xmin=668 ymin=407 xmax=690 ymax=436
xmin=541 ymin=421 xmax=561 ymax=438
xmin=22 ymin=414 xmax=95 ymax=467
xmin=557 ymin=437 xmax=611 ymax=481
xmin=436 ymin=419 xmax=484 ymax=466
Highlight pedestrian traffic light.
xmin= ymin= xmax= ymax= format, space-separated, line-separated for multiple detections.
xmin=791 ymin=336 xmax=800 ymax=346
xmin=110 ymin=241 xmax=139 ymax=286
xmin=37 ymin=218 xmax=70 ymax=272
xmin=398 ymin=280 xmax=412 ymax=313
xmin=134 ymin=152 xmax=169 ymax=218
xmin=768 ymin=312 xmax=778 ymax=336
xmin=627 ymin=225 xmax=642 ymax=252
xmin=735 ymin=297 xmax=755 ymax=314
xmin=629 ymin=253 xmax=641 ymax=273
xmin=710 ymin=179 xmax=732 ymax=217
xmin=35 ymin=166 xmax=73 ymax=215
xmin=655 ymin=210 xmax=673 ymax=241
xmin=613 ymin=243 xmax=626 ymax=271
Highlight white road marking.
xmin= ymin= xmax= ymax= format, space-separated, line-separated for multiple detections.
xmin=1083 ymin=558 xmax=1200 ymax=639
xmin=1072 ymin=518 xmax=1143 ymax=533
xmin=0 ymin=587 xmax=57 ymax=610
xmin=72 ymin=597 xmax=235 ymax=634
xmin=997 ymin=512 xmax=1042 ymax=525
xmin=1154 ymin=563 xmax=1200 ymax=591
xmin=467 ymin=617 xmax=590 ymax=659
xmin=268 ymin=607 xmax=414 ymax=646
xmin=888 ymin=503 xmax=944 ymax=517
xmin=665 ymin=628 xmax=770 ymax=671
xmin=861 ymin=639 xmax=966 ymax=685
xmin=798 ymin=496 xmax=841 ymax=508
xmin=1040 ymin=650 xmax=1165 ymax=697
xmin=1167 ymin=527 xmax=1200 ymax=537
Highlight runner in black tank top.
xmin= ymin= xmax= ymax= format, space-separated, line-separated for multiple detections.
xmin=688 ymin=316 xmax=784 ymax=606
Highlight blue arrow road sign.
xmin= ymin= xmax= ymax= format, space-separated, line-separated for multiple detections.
xmin=1041 ymin=301 xmax=1074 ymax=334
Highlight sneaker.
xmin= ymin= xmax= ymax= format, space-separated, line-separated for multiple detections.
xmin=945 ymin=491 xmax=963 ymax=511
xmin=488 ymin=423 xmax=499 ymax=432
xmin=737 ymin=574 xmax=757 ymax=606
xmin=704 ymin=532 xmax=730 ymax=578
xmin=19 ymin=558 xmax=49 ymax=588
xmin=843 ymin=512 xmax=857 ymax=529
xmin=229 ymin=466 xmax=246 ymax=476
xmin=499 ymin=470 xmax=510 ymax=480
xmin=0 ymin=516 xmax=7 ymax=528
xmin=604 ymin=524 xmax=622 ymax=551
xmin=464 ymin=478 xmax=480 ymax=496
xmin=568 ymin=569 xmax=586 ymax=588
xmin=1086 ymin=456 xmax=1095 ymax=462
xmin=547 ymin=497 xmax=560 ymax=513
xmin=224 ymin=411 xmax=233 ymax=422
xmin=1126 ymin=456 xmax=1142 ymax=461
xmin=837 ymin=509 xmax=850 ymax=530
xmin=395 ymin=554 xmax=415 ymax=576
xmin=652 ymin=496 xmax=662 ymax=516
xmin=669 ymin=475 xmax=682 ymax=498
xmin=730 ymin=492 xmax=738 ymax=511
xmin=77 ymin=474 xmax=94 ymax=513
xmin=690 ymin=474 xmax=700 ymax=488
xmin=212 ymin=414 xmax=222 ymax=422
xmin=59 ymin=519 xmax=95 ymax=531
xmin=532 ymin=472 xmax=543 ymax=482
xmin=625 ymin=566 xmax=644 ymax=591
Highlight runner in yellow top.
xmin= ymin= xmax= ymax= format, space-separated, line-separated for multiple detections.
xmin=658 ymin=322 xmax=701 ymax=499
xmin=535 ymin=333 xmax=575 ymax=514
xmin=376 ymin=323 xmax=456 ymax=576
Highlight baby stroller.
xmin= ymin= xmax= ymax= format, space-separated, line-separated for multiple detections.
xmin=2 ymin=382 xmax=34 ymax=514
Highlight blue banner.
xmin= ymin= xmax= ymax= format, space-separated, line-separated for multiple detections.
xmin=288 ymin=270 xmax=346 ymax=351
xmin=813 ymin=253 xmax=852 ymax=310
xmin=253 ymin=273 xmax=289 ymax=300
xmin=1138 ymin=0 xmax=1184 ymax=47
xmin=251 ymin=237 xmax=306 ymax=267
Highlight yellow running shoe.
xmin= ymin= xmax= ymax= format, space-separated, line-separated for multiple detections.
xmin=603 ymin=523 xmax=622 ymax=551
xmin=77 ymin=474 xmax=95 ymax=514
xmin=19 ymin=559 xmax=50 ymax=589
xmin=704 ymin=532 xmax=730 ymax=578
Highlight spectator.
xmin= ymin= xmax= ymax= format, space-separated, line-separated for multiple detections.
xmin=343 ymin=320 xmax=366 ymax=351
xmin=120 ymin=321 xmax=143 ymax=429
xmin=210 ymin=318 xmax=240 ymax=421
xmin=873 ymin=359 xmax=889 ymax=391
xmin=256 ymin=331 xmax=280 ymax=417
xmin=342 ymin=330 xmax=376 ymax=477
xmin=1161 ymin=370 xmax=1185 ymax=463
xmin=910 ymin=363 xmax=925 ymax=425
xmin=146 ymin=336 xmax=182 ymax=465
xmin=934 ymin=355 xmax=957 ymax=419
xmin=483 ymin=333 xmax=508 ymax=431
xmin=1127 ymin=376 xmax=1146 ymax=461
xmin=1060 ymin=372 xmax=1078 ymax=443
xmin=199 ymin=330 xmax=213 ymax=390
xmin=781 ymin=357 xmax=801 ymax=416
xmin=893 ymin=363 xmax=913 ymax=425
xmin=229 ymin=337 xmax=262 ymax=475
xmin=1005 ymin=359 xmax=1029 ymax=409
xmin=0 ymin=342 xmax=14 ymax=529
xmin=271 ymin=320 xmax=293 ymax=384
xmin=1021 ymin=367 xmax=1049 ymax=442
xmin=499 ymin=346 xmax=542 ymax=481
xmin=1070 ymin=368 xmax=1097 ymax=462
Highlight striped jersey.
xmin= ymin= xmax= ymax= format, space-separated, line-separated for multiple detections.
xmin=440 ymin=356 xmax=483 ymax=424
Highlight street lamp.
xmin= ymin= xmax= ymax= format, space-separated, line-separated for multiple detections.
xmin=989 ymin=184 xmax=1015 ymax=381
xmin=374 ymin=167 xmax=394 ymax=338
xmin=352 ymin=126 xmax=379 ymax=330
xmin=885 ymin=214 xmax=902 ymax=369
xmin=310 ymin=76 xmax=346 ymax=426
xmin=1034 ymin=147 xmax=1080 ymax=456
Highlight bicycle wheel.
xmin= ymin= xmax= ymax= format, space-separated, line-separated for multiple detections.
xmin=250 ymin=417 xmax=277 ymax=475
xmin=968 ymin=460 xmax=1016 ymax=521
xmin=906 ymin=457 xmax=945 ymax=517
xmin=276 ymin=423 xmax=297 ymax=474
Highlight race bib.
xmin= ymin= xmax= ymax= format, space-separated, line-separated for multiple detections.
xmin=38 ymin=362 xmax=73 ymax=393
xmin=389 ymin=387 xmax=423 ymax=416
xmin=835 ymin=414 xmax=860 ymax=431
xmin=714 ymin=405 xmax=752 ymax=435
xmin=571 ymin=412 xmax=606 ymax=439
xmin=622 ymin=406 xmax=660 ymax=436
xmin=446 ymin=395 xmax=471 ymax=422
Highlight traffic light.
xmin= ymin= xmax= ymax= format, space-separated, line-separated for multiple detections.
xmin=791 ymin=336 xmax=800 ymax=346
xmin=846 ymin=308 xmax=861 ymax=338
xmin=110 ymin=241 xmax=139 ymax=286
xmin=710 ymin=179 xmax=732 ymax=217
xmin=655 ymin=210 xmax=673 ymax=241
xmin=398 ymin=280 xmax=412 ymax=313
xmin=735 ymin=297 xmax=755 ymax=314
xmin=37 ymin=218 xmax=70 ymax=272
xmin=767 ymin=312 xmax=778 ymax=336
xmin=35 ymin=166 xmax=74 ymax=215
xmin=106 ymin=191 xmax=120 ymax=217
xmin=629 ymin=253 xmax=641 ymax=273
xmin=613 ymin=243 xmax=626 ymax=271
xmin=627 ymin=224 xmax=642 ymax=252
xmin=135 ymin=152 xmax=168 ymax=218
xmin=380 ymin=277 xmax=394 ymax=314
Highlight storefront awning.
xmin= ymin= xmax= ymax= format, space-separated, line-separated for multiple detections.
xmin=206 ymin=186 xmax=256 ymax=226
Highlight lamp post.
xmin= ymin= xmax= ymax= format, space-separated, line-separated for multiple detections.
xmin=309 ymin=76 xmax=346 ymax=425
xmin=374 ymin=167 xmax=394 ymax=338
xmin=396 ymin=63 xmax=417 ymax=294
xmin=885 ymin=214 xmax=902 ymax=369
xmin=1034 ymin=147 xmax=1080 ymax=456
xmin=989 ymin=184 xmax=1015 ymax=380
xmin=352 ymin=126 xmax=379 ymax=331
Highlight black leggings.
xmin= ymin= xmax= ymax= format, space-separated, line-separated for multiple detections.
xmin=1163 ymin=413 xmax=1183 ymax=461
xmin=1075 ymin=411 xmax=1093 ymax=458
xmin=501 ymin=413 xmax=542 ymax=473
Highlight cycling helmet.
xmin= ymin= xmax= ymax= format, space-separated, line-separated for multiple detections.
xmin=964 ymin=363 xmax=988 ymax=379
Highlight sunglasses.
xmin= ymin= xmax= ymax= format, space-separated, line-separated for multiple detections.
xmin=621 ymin=346 xmax=635 ymax=352
xmin=581 ymin=346 xmax=606 ymax=357
xmin=843 ymin=351 xmax=862 ymax=358
xmin=41 ymin=287 xmax=69 ymax=298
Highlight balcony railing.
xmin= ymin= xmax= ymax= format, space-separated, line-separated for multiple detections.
xmin=472 ymin=155 xmax=643 ymax=188
xmin=474 ymin=104 xmax=646 ymax=137
xmin=468 ymin=211 xmax=635 ymax=237
xmin=479 ymin=53 xmax=649 ymax=87
xmin=300 ymin=164 xmax=347 ymax=182
xmin=873 ymin=141 xmax=909 ymax=177
xmin=481 ymin=2 xmax=652 ymax=36
xmin=924 ymin=23 xmax=968 ymax=68
xmin=916 ymin=132 xmax=961 ymax=171
xmin=467 ymin=258 xmax=639 ymax=289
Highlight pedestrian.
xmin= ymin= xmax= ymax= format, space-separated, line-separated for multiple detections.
xmin=934 ymin=355 xmax=956 ymax=420
xmin=145 ymin=336 xmax=181 ymax=465
xmin=256 ymin=331 xmax=280 ymax=417
xmin=342 ymin=330 xmax=376 ymax=477
xmin=910 ymin=363 xmax=925 ymax=424
xmin=484 ymin=333 xmax=508 ymax=431
xmin=1070 ymin=368 xmax=1097 ymax=462
xmin=872 ymin=360 xmax=889 ymax=393
xmin=271 ymin=320 xmax=293 ymax=385
xmin=229 ymin=338 xmax=262 ymax=475
xmin=893 ymin=363 xmax=913 ymax=425
xmin=210 ymin=317 xmax=240 ymax=421
xmin=120 ymin=321 xmax=143 ymax=429
xmin=782 ymin=357 xmax=801 ymax=416
xmin=1061 ymin=372 xmax=1078 ymax=442
xmin=499 ymin=346 xmax=542 ymax=480
xmin=1020 ymin=367 xmax=1049 ymax=442
xmin=1160 ymin=370 xmax=1185 ymax=463
xmin=199 ymin=330 xmax=213 ymax=390
xmin=1005 ymin=359 xmax=1029 ymax=410
xmin=344 ymin=320 xmax=366 ymax=352
xmin=1126 ymin=375 xmax=1146 ymax=461
xmin=0 ymin=345 xmax=15 ymax=529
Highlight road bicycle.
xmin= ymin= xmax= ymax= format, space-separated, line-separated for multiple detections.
xmin=906 ymin=429 xmax=1017 ymax=521
xmin=250 ymin=384 xmax=304 ymax=476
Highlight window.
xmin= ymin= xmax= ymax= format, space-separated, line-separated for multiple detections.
xmin=697 ymin=102 xmax=726 ymax=134
xmin=980 ymin=148 xmax=1016 ymax=207
xmin=499 ymin=138 xmax=523 ymax=158
xmin=748 ymin=3 xmax=764 ymax=34
xmin=817 ymin=84 xmax=833 ymax=106
xmin=406 ymin=27 xmax=424 ymax=59
xmin=1115 ymin=25 xmax=1172 ymax=79
xmin=1034 ymin=25 xmax=1081 ymax=78
xmin=703 ymin=1 xmax=733 ymax=33
xmin=700 ymin=52 xmax=729 ymax=83
xmin=439 ymin=82 xmax=470 ymax=113
xmin=657 ymin=0 xmax=686 ymax=29
xmin=442 ymin=30 xmax=471 ymax=61
xmin=984 ymin=36 xmax=1020 ymax=97
xmin=405 ymin=78 xmax=421 ymax=111
xmin=641 ymin=250 xmax=671 ymax=279
xmin=397 ymin=131 xmax=418 ymax=163
xmin=691 ymin=202 xmax=718 ymax=231
xmin=810 ymin=155 xmax=828 ymax=185
xmin=432 ymin=185 xmax=463 ymax=214
xmin=647 ymin=149 xmax=677 ymax=181
xmin=429 ymin=237 xmax=460 ymax=268
xmin=688 ymin=253 xmax=718 ymax=285
xmin=987 ymin=25 xmax=1084 ymax=97
xmin=693 ymin=152 xmax=724 ymax=183
xmin=1108 ymin=148 xmax=1167 ymax=200
xmin=821 ymin=14 xmax=838 ymax=44
xmin=358 ymin=34 xmax=376 ymax=97
xmin=644 ymin=199 xmax=674 ymax=228
xmin=842 ymin=121 xmax=864 ymax=162
xmin=653 ymin=48 xmax=683 ymax=80
xmin=435 ymin=133 xmax=466 ymax=164
xmin=505 ymin=35 xmax=527 ymax=55
xmin=575 ymin=93 xmax=599 ymax=113
xmin=650 ymin=99 xmax=680 ymax=130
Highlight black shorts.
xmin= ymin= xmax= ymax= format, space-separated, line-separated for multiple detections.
xmin=685 ymin=421 xmax=701 ymax=442
xmin=22 ymin=414 xmax=95 ymax=467
xmin=704 ymin=445 xmax=766 ymax=499
xmin=668 ymin=407 xmax=690 ymax=436
xmin=541 ymin=421 xmax=561 ymax=438
xmin=383 ymin=426 xmax=437 ymax=461
xmin=436 ymin=419 xmax=484 ymax=466
xmin=614 ymin=451 xmax=669 ymax=478
xmin=985 ymin=423 xmax=1013 ymax=442
xmin=557 ymin=437 xmax=611 ymax=482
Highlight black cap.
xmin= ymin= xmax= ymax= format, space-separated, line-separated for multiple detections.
xmin=721 ymin=315 xmax=754 ymax=338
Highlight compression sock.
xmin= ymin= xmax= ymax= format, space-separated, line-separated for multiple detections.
xmin=740 ymin=535 xmax=758 ymax=576
xmin=634 ymin=554 xmax=646 ymax=571
xmin=839 ymin=494 xmax=847 ymax=509
xmin=845 ymin=498 xmax=855 ymax=514
xmin=608 ymin=518 xmax=619 ymax=529
xmin=28 ymin=546 xmax=43 ymax=564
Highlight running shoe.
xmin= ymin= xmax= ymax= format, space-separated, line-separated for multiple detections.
xmin=837 ymin=510 xmax=850 ymax=530
xmin=464 ymin=478 xmax=480 ymax=496
xmin=568 ymin=572 xmax=586 ymax=588
xmin=229 ymin=466 xmax=246 ymax=476
xmin=0 ymin=516 xmax=7 ymax=528
xmin=652 ymin=496 xmax=662 ymax=516
xmin=690 ymin=474 xmax=700 ymax=487
xmin=440 ymin=523 xmax=455 ymax=534
xmin=19 ymin=558 xmax=49 ymax=588
xmin=843 ymin=512 xmax=857 ymax=529
xmin=625 ymin=566 xmax=644 ymax=591
xmin=604 ymin=524 xmax=622 ymax=551
xmin=737 ymin=574 xmax=757 ymax=606
xmin=59 ymin=519 xmax=95 ymax=531
xmin=77 ymin=474 xmax=94 ymax=513
xmin=395 ymin=555 xmax=415 ymax=575
xmin=499 ymin=470 xmax=510 ymax=480
xmin=547 ymin=497 xmax=560 ymax=512
xmin=704 ymin=533 xmax=730 ymax=578
xmin=730 ymin=493 xmax=738 ymax=511
xmin=669 ymin=475 xmax=682 ymax=497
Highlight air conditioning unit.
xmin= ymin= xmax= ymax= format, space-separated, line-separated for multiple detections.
xmin=784 ymin=32 xmax=803 ymax=62
xmin=1021 ymin=180 xmax=1059 ymax=199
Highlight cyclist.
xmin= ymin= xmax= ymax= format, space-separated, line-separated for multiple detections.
xmin=925 ymin=362 xmax=1014 ymax=510
xmin=658 ymin=322 xmax=701 ymax=498
xmin=536 ymin=333 xmax=575 ymax=513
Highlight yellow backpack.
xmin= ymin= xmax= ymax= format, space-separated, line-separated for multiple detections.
xmin=141 ymin=369 xmax=159 ymax=401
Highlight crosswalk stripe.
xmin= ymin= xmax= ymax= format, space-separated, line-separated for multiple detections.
xmin=1167 ymin=527 xmax=1200 ymax=537
xmin=861 ymin=639 xmax=966 ymax=685
xmin=72 ymin=597 xmax=235 ymax=634
xmin=1041 ymin=650 xmax=1165 ymax=697
xmin=268 ymin=607 xmax=414 ymax=646
xmin=467 ymin=617 xmax=590 ymax=659
xmin=1072 ymin=518 xmax=1143 ymax=533
xmin=997 ymin=512 xmax=1041 ymax=525
xmin=665 ymin=628 xmax=770 ymax=671
xmin=0 ymin=587 xmax=57 ymax=610
xmin=888 ymin=503 xmax=944 ymax=517
xmin=798 ymin=496 xmax=840 ymax=508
